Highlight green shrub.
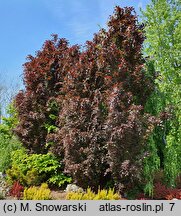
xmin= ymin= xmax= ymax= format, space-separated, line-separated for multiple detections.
xmin=66 ymin=188 xmax=120 ymax=200
xmin=6 ymin=149 xmax=71 ymax=187
xmin=23 ymin=183 xmax=51 ymax=200
xmin=6 ymin=164 xmax=27 ymax=185
xmin=0 ymin=135 xmax=22 ymax=173
xmin=48 ymin=173 xmax=72 ymax=187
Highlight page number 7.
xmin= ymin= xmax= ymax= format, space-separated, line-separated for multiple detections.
xmin=169 ymin=203 xmax=175 ymax=211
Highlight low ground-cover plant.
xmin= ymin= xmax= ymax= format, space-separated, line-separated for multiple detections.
xmin=153 ymin=182 xmax=181 ymax=200
xmin=66 ymin=188 xmax=120 ymax=200
xmin=6 ymin=149 xmax=71 ymax=187
xmin=23 ymin=183 xmax=51 ymax=200
xmin=136 ymin=181 xmax=181 ymax=200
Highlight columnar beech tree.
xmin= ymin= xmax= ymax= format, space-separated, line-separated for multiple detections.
xmin=15 ymin=7 xmax=157 ymax=190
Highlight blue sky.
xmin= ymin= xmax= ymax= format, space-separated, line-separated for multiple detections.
xmin=0 ymin=0 xmax=150 ymax=89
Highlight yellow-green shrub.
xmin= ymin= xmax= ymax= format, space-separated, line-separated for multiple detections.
xmin=23 ymin=183 xmax=51 ymax=200
xmin=66 ymin=188 xmax=120 ymax=200
xmin=7 ymin=149 xmax=71 ymax=187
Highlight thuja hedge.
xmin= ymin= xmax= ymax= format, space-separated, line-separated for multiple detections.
xmin=15 ymin=7 xmax=158 ymax=190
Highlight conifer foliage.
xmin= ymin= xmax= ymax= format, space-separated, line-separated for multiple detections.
xmin=15 ymin=7 xmax=155 ymax=189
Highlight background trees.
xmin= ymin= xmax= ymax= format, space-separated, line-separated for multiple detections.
xmin=0 ymin=104 xmax=22 ymax=173
xmin=142 ymin=0 xmax=181 ymax=188
xmin=0 ymin=79 xmax=27 ymax=173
